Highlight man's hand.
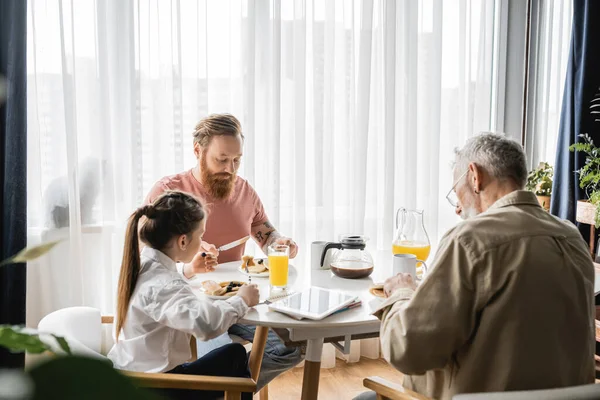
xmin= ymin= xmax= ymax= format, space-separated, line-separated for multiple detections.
xmin=274 ymin=237 xmax=298 ymax=258
xmin=183 ymin=251 xmax=218 ymax=279
xmin=253 ymin=221 xmax=298 ymax=258
xmin=384 ymin=273 xmax=417 ymax=298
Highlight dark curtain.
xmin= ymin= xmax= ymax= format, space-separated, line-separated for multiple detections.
xmin=550 ymin=0 xmax=600 ymax=230
xmin=0 ymin=0 xmax=27 ymax=368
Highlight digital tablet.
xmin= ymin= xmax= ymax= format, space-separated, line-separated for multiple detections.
xmin=268 ymin=287 xmax=358 ymax=320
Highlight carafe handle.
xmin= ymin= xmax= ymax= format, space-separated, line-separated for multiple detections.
xmin=321 ymin=242 xmax=343 ymax=268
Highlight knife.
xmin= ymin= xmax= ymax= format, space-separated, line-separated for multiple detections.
xmin=217 ymin=236 xmax=250 ymax=252
xmin=201 ymin=236 xmax=250 ymax=258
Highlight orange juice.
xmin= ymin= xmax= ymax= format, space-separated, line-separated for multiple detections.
xmin=392 ymin=240 xmax=431 ymax=262
xmin=268 ymin=254 xmax=289 ymax=287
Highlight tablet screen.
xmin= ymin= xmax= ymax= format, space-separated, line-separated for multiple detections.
xmin=273 ymin=287 xmax=356 ymax=316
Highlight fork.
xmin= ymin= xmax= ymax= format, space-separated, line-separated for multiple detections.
xmin=257 ymin=291 xmax=294 ymax=305
xmin=243 ymin=263 xmax=252 ymax=284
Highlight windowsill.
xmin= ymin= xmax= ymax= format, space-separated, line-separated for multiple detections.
xmin=28 ymin=223 xmax=116 ymax=238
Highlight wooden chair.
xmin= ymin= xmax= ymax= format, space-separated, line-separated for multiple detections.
xmin=229 ymin=333 xmax=270 ymax=400
xmin=362 ymin=376 xmax=600 ymax=400
xmin=362 ymin=376 xmax=431 ymax=400
xmin=38 ymin=307 xmax=257 ymax=400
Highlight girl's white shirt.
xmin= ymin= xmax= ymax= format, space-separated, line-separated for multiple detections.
xmin=107 ymin=247 xmax=248 ymax=372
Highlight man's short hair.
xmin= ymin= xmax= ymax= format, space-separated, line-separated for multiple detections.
xmin=454 ymin=133 xmax=527 ymax=189
xmin=192 ymin=114 xmax=244 ymax=147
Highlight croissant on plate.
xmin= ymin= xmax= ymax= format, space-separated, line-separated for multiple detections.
xmin=241 ymin=255 xmax=268 ymax=274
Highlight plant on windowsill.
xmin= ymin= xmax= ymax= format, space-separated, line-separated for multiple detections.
xmin=569 ymin=134 xmax=600 ymax=228
xmin=525 ymin=162 xmax=553 ymax=211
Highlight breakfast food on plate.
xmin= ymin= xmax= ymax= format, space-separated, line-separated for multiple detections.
xmin=201 ymin=280 xmax=222 ymax=294
xmin=241 ymin=255 xmax=268 ymax=274
xmin=369 ymin=284 xmax=386 ymax=298
xmin=201 ymin=280 xmax=246 ymax=297
xmin=241 ymin=255 xmax=255 ymax=267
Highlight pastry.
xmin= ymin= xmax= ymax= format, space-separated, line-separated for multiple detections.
xmin=369 ymin=284 xmax=386 ymax=298
xmin=201 ymin=280 xmax=246 ymax=297
xmin=241 ymin=255 xmax=256 ymax=267
xmin=241 ymin=256 xmax=268 ymax=274
xmin=201 ymin=280 xmax=221 ymax=293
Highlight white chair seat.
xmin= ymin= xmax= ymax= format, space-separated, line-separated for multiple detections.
xmin=37 ymin=306 xmax=107 ymax=361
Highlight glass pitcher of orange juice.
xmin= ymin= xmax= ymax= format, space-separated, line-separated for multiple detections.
xmin=393 ymin=208 xmax=431 ymax=273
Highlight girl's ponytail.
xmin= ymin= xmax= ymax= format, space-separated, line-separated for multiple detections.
xmin=115 ymin=207 xmax=147 ymax=341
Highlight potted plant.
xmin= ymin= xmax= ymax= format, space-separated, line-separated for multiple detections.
xmin=569 ymin=134 xmax=600 ymax=228
xmin=526 ymin=162 xmax=553 ymax=211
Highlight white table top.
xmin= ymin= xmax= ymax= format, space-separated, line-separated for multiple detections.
xmin=187 ymin=253 xmax=396 ymax=329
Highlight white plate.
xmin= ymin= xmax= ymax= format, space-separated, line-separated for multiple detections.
xmin=198 ymin=281 xmax=247 ymax=300
xmin=238 ymin=258 xmax=270 ymax=278
xmin=199 ymin=292 xmax=239 ymax=300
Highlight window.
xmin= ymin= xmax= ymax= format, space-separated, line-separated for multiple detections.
xmin=27 ymin=0 xmax=503 ymax=322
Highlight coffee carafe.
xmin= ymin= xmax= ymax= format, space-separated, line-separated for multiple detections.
xmin=321 ymin=235 xmax=374 ymax=279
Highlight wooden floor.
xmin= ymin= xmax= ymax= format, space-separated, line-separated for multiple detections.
xmin=263 ymin=357 xmax=403 ymax=400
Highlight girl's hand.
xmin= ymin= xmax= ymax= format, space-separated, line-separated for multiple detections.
xmin=200 ymin=241 xmax=219 ymax=258
xmin=237 ymin=284 xmax=260 ymax=307
xmin=183 ymin=251 xmax=218 ymax=278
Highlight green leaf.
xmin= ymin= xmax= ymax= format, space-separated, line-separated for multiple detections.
xmin=52 ymin=334 xmax=72 ymax=355
xmin=526 ymin=161 xmax=553 ymax=195
xmin=0 ymin=326 xmax=49 ymax=354
xmin=0 ymin=240 xmax=63 ymax=267
xmin=570 ymin=134 xmax=600 ymax=198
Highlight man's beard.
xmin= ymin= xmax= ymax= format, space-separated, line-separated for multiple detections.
xmin=459 ymin=206 xmax=478 ymax=220
xmin=200 ymin=156 xmax=236 ymax=199
xmin=459 ymin=192 xmax=481 ymax=220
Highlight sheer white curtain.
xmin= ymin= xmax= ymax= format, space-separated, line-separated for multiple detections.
xmin=26 ymin=0 xmax=498 ymax=327
xmin=525 ymin=0 xmax=573 ymax=168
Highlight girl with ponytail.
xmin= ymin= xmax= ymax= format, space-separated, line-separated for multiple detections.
xmin=108 ymin=191 xmax=259 ymax=400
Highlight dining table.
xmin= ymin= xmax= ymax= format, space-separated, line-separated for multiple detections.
xmin=188 ymin=251 xmax=397 ymax=400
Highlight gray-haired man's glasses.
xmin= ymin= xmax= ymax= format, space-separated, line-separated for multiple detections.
xmin=446 ymin=170 xmax=468 ymax=208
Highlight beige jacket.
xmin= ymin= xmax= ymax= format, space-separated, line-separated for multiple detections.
xmin=376 ymin=191 xmax=595 ymax=400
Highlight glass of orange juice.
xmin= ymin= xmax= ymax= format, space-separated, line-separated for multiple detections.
xmin=268 ymin=244 xmax=289 ymax=290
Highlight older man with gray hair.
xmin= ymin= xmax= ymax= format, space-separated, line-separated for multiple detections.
xmin=362 ymin=133 xmax=596 ymax=400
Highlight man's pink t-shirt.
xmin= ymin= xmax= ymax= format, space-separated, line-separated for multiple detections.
xmin=145 ymin=169 xmax=268 ymax=263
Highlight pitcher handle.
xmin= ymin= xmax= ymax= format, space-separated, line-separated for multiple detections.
xmin=395 ymin=207 xmax=406 ymax=230
xmin=417 ymin=259 xmax=428 ymax=275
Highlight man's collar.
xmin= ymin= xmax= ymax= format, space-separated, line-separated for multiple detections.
xmin=487 ymin=190 xmax=541 ymax=211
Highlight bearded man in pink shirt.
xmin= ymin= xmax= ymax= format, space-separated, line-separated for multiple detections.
xmin=145 ymin=113 xmax=302 ymax=390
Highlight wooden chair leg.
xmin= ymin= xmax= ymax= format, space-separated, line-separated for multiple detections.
xmin=225 ymin=391 xmax=242 ymax=400
xmin=189 ymin=336 xmax=197 ymax=361
xmin=258 ymin=384 xmax=269 ymax=400
xmin=591 ymin=225 xmax=597 ymax=258
xmin=248 ymin=326 xmax=269 ymax=382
